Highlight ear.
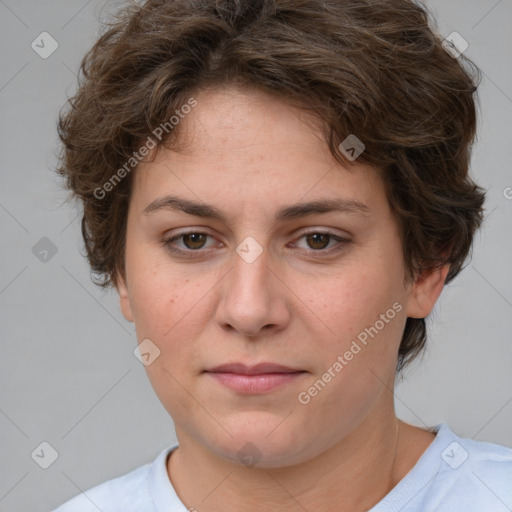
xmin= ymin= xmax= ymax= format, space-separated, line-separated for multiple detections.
xmin=405 ymin=265 xmax=450 ymax=319
xmin=115 ymin=272 xmax=134 ymax=323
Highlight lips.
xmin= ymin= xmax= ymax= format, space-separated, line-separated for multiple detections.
xmin=206 ymin=362 xmax=303 ymax=375
xmin=204 ymin=362 xmax=306 ymax=394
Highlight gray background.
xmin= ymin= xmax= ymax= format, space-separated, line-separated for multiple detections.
xmin=1 ymin=0 xmax=511 ymax=510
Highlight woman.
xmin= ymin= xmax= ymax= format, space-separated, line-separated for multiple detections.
xmin=53 ymin=0 xmax=511 ymax=510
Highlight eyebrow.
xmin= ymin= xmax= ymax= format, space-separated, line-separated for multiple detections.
xmin=143 ymin=195 xmax=370 ymax=222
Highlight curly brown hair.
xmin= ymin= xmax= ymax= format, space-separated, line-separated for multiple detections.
xmin=57 ymin=0 xmax=485 ymax=373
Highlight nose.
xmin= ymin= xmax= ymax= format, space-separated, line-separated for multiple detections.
xmin=215 ymin=240 xmax=291 ymax=338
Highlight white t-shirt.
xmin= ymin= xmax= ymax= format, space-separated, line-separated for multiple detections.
xmin=53 ymin=423 xmax=512 ymax=511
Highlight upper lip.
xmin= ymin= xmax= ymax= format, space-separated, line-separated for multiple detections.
xmin=205 ymin=363 xmax=304 ymax=375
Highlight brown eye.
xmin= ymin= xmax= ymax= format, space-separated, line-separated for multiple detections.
xmin=306 ymin=233 xmax=331 ymax=250
xmin=162 ymin=231 xmax=216 ymax=256
xmin=291 ymin=230 xmax=350 ymax=255
xmin=182 ymin=233 xmax=208 ymax=250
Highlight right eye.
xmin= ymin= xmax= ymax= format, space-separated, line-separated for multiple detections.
xmin=161 ymin=231 xmax=220 ymax=257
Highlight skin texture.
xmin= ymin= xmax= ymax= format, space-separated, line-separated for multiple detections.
xmin=116 ymin=86 xmax=449 ymax=511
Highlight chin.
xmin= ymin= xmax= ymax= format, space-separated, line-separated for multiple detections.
xmin=198 ymin=413 xmax=325 ymax=469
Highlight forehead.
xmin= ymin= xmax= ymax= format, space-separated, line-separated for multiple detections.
xmin=167 ymin=86 xmax=333 ymax=163
xmin=130 ymin=87 xmax=387 ymax=218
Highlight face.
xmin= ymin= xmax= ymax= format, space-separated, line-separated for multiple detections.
xmin=117 ymin=86 xmax=445 ymax=467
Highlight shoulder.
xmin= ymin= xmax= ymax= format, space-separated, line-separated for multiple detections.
xmin=372 ymin=423 xmax=512 ymax=512
xmin=437 ymin=423 xmax=512 ymax=477
xmin=52 ymin=447 xmax=175 ymax=512
xmin=426 ymin=423 xmax=512 ymax=509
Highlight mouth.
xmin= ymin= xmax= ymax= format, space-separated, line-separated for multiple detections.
xmin=204 ymin=362 xmax=307 ymax=394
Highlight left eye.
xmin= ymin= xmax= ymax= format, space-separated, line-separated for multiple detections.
xmin=293 ymin=232 xmax=343 ymax=251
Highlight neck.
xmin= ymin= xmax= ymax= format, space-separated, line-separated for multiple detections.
xmin=167 ymin=410 xmax=418 ymax=511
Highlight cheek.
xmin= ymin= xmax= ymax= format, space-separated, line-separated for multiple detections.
xmin=292 ymin=256 xmax=408 ymax=414
xmin=128 ymin=268 xmax=208 ymax=408
xmin=125 ymin=242 xmax=197 ymax=335
xmin=130 ymin=276 xmax=196 ymax=341
xmin=296 ymin=262 xmax=405 ymax=345
xmin=126 ymin=257 xmax=219 ymax=371
xmin=297 ymin=286 xmax=405 ymax=439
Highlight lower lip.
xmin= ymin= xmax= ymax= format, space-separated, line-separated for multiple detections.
xmin=206 ymin=372 xmax=305 ymax=394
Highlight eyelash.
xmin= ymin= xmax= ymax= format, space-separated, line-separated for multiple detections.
xmin=161 ymin=230 xmax=350 ymax=258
